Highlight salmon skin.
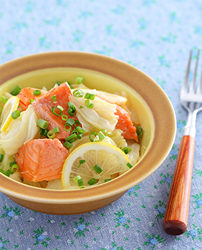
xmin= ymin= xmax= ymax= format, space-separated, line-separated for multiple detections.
xmin=17 ymin=88 xmax=47 ymax=111
xmin=115 ymin=105 xmax=138 ymax=141
xmin=32 ymin=83 xmax=79 ymax=140
xmin=16 ymin=139 xmax=68 ymax=182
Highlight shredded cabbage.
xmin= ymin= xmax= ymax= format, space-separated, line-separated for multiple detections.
xmin=69 ymin=95 xmax=118 ymax=133
xmin=9 ymin=172 xmax=47 ymax=188
xmin=73 ymin=88 xmax=127 ymax=105
xmin=9 ymin=172 xmax=23 ymax=183
xmin=108 ymin=129 xmax=127 ymax=149
xmin=46 ymin=179 xmax=63 ymax=190
xmin=0 ymin=105 xmax=39 ymax=155
xmin=127 ymin=142 xmax=140 ymax=165
xmin=4 ymin=92 xmax=13 ymax=99
xmin=0 ymin=154 xmax=15 ymax=172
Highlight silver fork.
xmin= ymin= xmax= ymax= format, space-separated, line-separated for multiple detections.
xmin=163 ymin=50 xmax=202 ymax=235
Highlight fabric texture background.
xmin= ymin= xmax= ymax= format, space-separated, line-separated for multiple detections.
xmin=0 ymin=0 xmax=202 ymax=249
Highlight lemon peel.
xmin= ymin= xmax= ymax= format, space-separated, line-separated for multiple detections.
xmin=0 ymin=96 xmax=20 ymax=132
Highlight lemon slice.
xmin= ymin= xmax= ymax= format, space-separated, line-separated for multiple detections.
xmin=0 ymin=96 xmax=20 ymax=132
xmin=62 ymin=142 xmax=131 ymax=189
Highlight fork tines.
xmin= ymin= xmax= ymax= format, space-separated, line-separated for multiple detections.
xmin=181 ymin=50 xmax=202 ymax=106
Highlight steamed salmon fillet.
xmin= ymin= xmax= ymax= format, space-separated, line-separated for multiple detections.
xmin=16 ymin=139 xmax=68 ymax=182
xmin=115 ymin=105 xmax=138 ymax=141
xmin=17 ymin=88 xmax=47 ymax=111
xmin=32 ymin=83 xmax=78 ymax=140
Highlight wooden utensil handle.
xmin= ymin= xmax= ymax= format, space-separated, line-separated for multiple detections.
xmin=163 ymin=135 xmax=195 ymax=235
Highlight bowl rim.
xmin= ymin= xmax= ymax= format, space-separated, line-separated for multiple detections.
xmin=0 ymin=51 xmax=176 ymax=203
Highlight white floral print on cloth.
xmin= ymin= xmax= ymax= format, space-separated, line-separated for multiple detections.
xmin=0 ymin=0 xmax=202 ymax=249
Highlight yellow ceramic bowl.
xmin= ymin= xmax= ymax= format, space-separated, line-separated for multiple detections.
xmin=0 ymin=52 xmax=176 ymax=215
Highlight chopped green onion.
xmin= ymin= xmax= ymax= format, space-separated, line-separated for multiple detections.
xmin=68 ymin=102 xmax=74 ymax=107
xmin=76 ymin=126 xmax=85 ymax=134
xmin=93 ymin=164 xmax=103 ymax=174
xmin=93 ymin=135 xmax=100 ymax=142
xmin=78 ymin=159 xmax=85 ymax=168
xmin=61 ymin=114 xmax=68 ymax=121
xmin=68 ymin=103 xmax=76 ymax=116
xmin=0 ymin=96 xmax=8 ymax=104
xmin=98 ymin=131 xmax=105 ymax=141
xmin=11 ymin=164 xmax=19 ymax=173
xmin=71 ymin=129 xmax=78 ymax=134
xmin=65 ymin=134 xmax=77 ymax=141
xmin=122 ymin=147 xmax=132 ymax=154
xmin=4 ymin=170 xmax=13 ymax=177
xmin=127 ymin=162 xmax=133 ymax=169
xmin=11 ymin=110 xmax=20 ymax=119
xmin=73 ymin=89 xmax=84 ymax=97
xmin=37 ymin=119 xmax=49 ymax=129
xmin=10 ymin=86 xmax=21 ymax=96
xmin=64 ymin=124 xmax=71 ymax=131
xmin=56 ymin=81 xmax=62 ymax=86
xmin=0 ymin=169 xmax=4 ymax=174
xmin=104 ymin=179 xmax=111 ymax=182
xmin=51 ymin=106 xmax=63 ymax=116
xmin=101 ymin=129 xmax=108 ymax=136
xmin=66 ymin=118 xmax=75 ymax=127
xmin=77 ymin=133 xmax=83 ymax=139
xmin=68 ymin=107 xmax=76 ymax=116
xmin=78 ymin=178 xmax=84 ymax=186
xmin=33 ymin=90 xmax=41 ymax=96
xmin=0 ymin=107 xmax=3 ymax=114
xmin=52 ymin=95 xmax=57 ymax=101
xmin=53 ymin=127 xmax=60 ymax=133
xmin=64 ymin=141 xmax=73 ymax=149
xmin=84 ymin=93 xmax=96 ymax=100
xmin=67 ymin=102 xmax=76 ymax=116
xmin=57 ymin=105 xmax=64 ymax=111
xmin=40 ymin=128 xmax=48 ymax=137
xmin=69 ymin=139 xmax=75 ymax=143
xmin=0 ymin=154 xmax=4 ymax=162
xmin=75 ymin=76 xmax=84 ymax=84
xmin=75 ymin=120 xmax=80 ymax=125
xmin=85 ymin=99 xmax=94 ymax=109
xmin=47 ymin=130 xmax=55 ymax=139
xmin=88 ymin=178 xmax=98 ymax=185
xmin=73 ymin=175 xmax=81 ymax=182
xmin=30 ymin=99 xmax=35 ymax=103
xmin=79 ymin=106 xmax=84 ymax=109
xmin=89 ymin=132 xmax=97 ymax=142
xmin=9 ymin=161 xmax=16 ymax=167
xmin=136 ymin=126 xmax=143 ymax=136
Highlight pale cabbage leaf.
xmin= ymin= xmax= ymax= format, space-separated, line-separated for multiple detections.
xmin=0 ymin=105 xmax=39 ymax=155
xmin=127 ymin=142 xmax=140 ymax=166
xmin=69 ymin=95 xmax=118 ymax=133
xmin=108 ymin=129 xmax=127 ymax=149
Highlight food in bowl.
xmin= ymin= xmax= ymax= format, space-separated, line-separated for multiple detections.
xmin=0 ymin=52 xmax=176 ymax=215
xmin=0 ymin=78 xmax=143 ymax=190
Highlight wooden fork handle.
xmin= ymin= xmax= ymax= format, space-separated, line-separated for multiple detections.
xmin=163 ymin=135 xmax=195 ymax=235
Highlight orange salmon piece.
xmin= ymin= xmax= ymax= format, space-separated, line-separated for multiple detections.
xmin=32 ymin=83 xmax=78 ymax=140
xmin=17 ymin=88 xmax=47 ymax=111
xmin=16 ymin=139 xmax=68 ymax=182
xmin=115 ymin=105 xmax=138 ymax=141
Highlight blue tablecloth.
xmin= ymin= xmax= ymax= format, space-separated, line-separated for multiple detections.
xmin=0 ymin=1 xmax=202 ymax=249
